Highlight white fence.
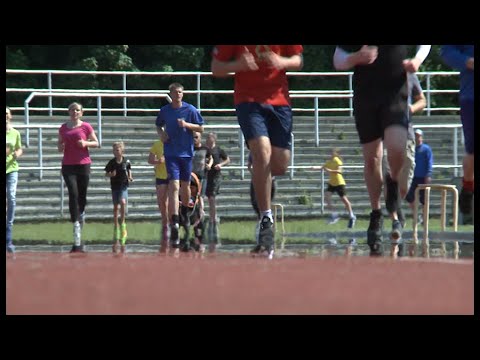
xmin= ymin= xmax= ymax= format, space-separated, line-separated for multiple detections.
xmin=7 ymin=69 xmax=462 ymax=148
xmin=6 ymin=69 xmax=460 ymax=116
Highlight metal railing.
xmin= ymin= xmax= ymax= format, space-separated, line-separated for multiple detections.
xmin=22 ymin=91 xmax=171 ymax=147
xmin=17 ymin=121 xmax=463 ymax=215
xmin=20 ymin=91 xmax=353 ymax=149
xmin=6 ymin=69 xmax=460 ymax=116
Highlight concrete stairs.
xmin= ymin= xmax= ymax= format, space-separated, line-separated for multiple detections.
xmin=14 ymin=115 xmax=464 ymax=222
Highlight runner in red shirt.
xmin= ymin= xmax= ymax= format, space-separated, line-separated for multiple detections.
xmin=211 ymin=45 xmax=303 ymax=259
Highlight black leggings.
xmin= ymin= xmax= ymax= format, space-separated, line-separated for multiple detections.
xmin=62 ymin=164 xmax=90 ymax=223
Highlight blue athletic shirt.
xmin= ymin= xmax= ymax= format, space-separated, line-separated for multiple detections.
xmin=155 ymin=101 xmax=204 ymax=158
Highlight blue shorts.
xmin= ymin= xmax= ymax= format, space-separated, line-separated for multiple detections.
xmin=460 ymin=99 xmax=474 ymax=154
xmin=236 ymin=102 xmax=292 ymax=150
xmin=165 ymin=157 xmax=192 ymax=181
xmin=156 ymin=178 xmax=169 ymax=186
xmin=112 ymin=188 xmax=128 ymax=205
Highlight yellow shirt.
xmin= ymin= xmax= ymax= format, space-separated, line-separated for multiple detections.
xmin=149 ymin=140 xmax=168 ymax=180
xmin=323 ymin=156 xmax=346 ymax=186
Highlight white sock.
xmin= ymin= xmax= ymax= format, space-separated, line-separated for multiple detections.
xmin=261 ymin=210 xmax=273 ymax=223
xmin=73 ymin=221 xmax=81 ymax=246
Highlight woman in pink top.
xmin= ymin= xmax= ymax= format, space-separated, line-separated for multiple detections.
xmin=57 ymin=102 xmax=99 ymax=253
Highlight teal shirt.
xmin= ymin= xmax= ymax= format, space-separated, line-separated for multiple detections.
xmin=6 ymin=127 xmax=22 ymax=174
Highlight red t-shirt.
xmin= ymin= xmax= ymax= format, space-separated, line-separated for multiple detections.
xmin=212 ymin=45 xmax=303 ymax=106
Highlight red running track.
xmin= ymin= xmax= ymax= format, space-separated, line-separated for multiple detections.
xmin=6 ymin=252 xmax=473 ymax=315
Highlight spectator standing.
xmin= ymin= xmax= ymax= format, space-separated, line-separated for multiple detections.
xmin=192 ymin=131 xmax=212 ymax=196
xmin=405 ymin=129 xmax=434 ymax=221
xmin=205 ymin=131 xmax=230 ymax=253
xmin=383 ymin=72 xmax=427 ymax=222
xmin=383 ymin=72 xmax=426 ymax=256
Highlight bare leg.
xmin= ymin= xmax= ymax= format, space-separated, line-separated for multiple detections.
xmin=325 ymin=191 xmax=333 ymax=213
xmin=156 ymin=184 xmax=169 ymax=227
xmin=383 ymin=125 xmax=407 ymax=182
xmin=120 ymin=199 xmax=126 ymax=225
xmin=248 ymin=136 xmax=272 ymax=213
xmin=179 ymin=179 xmax=191 ymax=208
xmin=340 ymin=195 xmax=353 ymax=215
xmin=362 ymin=138 xmax=383 ymax=210
xmin=168 ymin=180 xmax=180 ymax=218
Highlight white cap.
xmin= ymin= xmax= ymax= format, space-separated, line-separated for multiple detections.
xmin=414 ymin=129 xmax=423 ymax=136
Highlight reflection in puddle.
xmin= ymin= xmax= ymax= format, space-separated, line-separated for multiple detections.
xmin=12 ymin=240 xmax=473 ymax=260
xmin=278 ymin=239 xmax=473 ymax=260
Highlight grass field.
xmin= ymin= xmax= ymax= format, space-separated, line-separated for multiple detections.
xmin=13 ymin=216 xmax=474 ymax=246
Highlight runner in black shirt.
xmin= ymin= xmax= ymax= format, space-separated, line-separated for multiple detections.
xmin=334 ymin=45 xmax=430 ymax=256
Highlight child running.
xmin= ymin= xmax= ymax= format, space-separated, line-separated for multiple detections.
xmin=104 ymin=141 xmax=133 ymax=254
xmin=313 ymin=148 xmax=356 ymax=228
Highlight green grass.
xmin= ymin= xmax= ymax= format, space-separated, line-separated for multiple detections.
xmin=13 ymin=217 xmax=474 ymax=246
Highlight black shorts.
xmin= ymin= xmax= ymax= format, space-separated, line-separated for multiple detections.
xmin=206 ymin=175 xmax=221 ymax=197
xmin=327 ymin=184 xmax=346 ymax=198
xmin=354 ymin=93 xmax=409 ymax=144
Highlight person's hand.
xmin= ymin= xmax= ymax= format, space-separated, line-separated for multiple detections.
xmin=403 ymin=57 xmax=421 ymax=73
xmin=311 ymin=166 xmax=323 ymax=170
xmin=206 ymin=164 xmax=211 ymax=171
xmin=425 ymin=176 xmax=432 ymax=184
xmin=177 ymin=118 xmax=186 ymax=128
xmin=78 ymin=139 xmax=86 ymax=148
xmin=6 ymin=144 xmax=11 ymax=157
xmin=110 ymin=170 xmax=116 ymax=177
xmin=238 ymin=46 xmax=259 ymax=72
xmin=128 ymin=176 xmax=134 ymax=183
xmin=262 ymin=51 xmax=285 ymax=70
xmin=354 ymin=45 xmax=378 ymax=66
